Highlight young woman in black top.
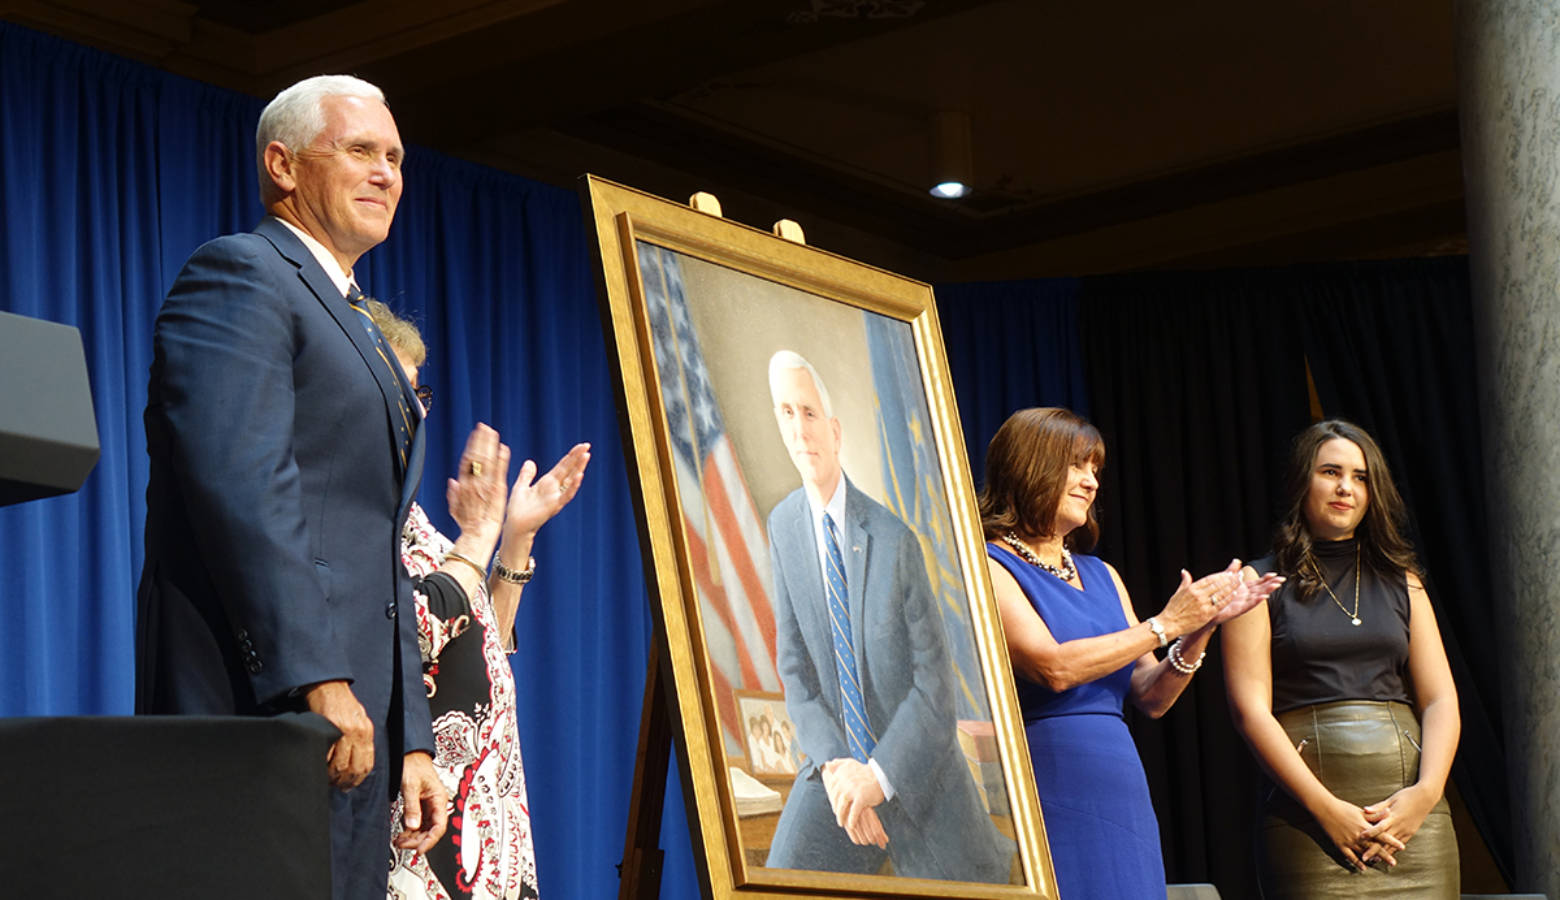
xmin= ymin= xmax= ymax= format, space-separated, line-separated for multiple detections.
xmin=1223 ymin=419 xmax=1460 ymax=898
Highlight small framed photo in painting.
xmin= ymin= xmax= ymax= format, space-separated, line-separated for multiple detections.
xmin=735 ymin=690 xmax=804 ymax=781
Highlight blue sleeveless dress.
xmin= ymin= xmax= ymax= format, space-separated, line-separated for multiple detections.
xmin=988 ymin=544 xmax=1166 ymax=899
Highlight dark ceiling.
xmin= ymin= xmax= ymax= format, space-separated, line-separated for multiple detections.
xmin=6 ymin=0 xmax=1464 ymax=280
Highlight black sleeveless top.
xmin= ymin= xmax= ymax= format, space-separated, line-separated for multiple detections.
xmin=1251 ymin=537 xmax=1412 ymax=713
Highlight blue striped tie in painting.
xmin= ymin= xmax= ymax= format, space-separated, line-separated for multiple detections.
xmin=823 ymin=511 xmax=875 ymax=762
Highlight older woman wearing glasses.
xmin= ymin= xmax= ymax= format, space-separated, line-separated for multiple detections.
xmin=368 ymin=299 xmax=589 ymax=900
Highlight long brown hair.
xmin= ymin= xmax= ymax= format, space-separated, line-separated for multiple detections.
xmin=1273 ymin=419 xmax=1419 ymax=598
xmin=978 ymin=407 xmax=1104 ymax=552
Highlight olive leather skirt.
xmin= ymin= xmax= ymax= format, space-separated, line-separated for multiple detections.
xmin=1257 ymin=700 xmax=1458 ymax=899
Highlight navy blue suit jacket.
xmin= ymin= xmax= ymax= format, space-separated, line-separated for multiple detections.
xmin=136 ymin=217 xmax=431 ymax=761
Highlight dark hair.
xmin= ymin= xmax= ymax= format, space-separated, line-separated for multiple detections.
xmin=978 ymin=407 xmax=1104 ymax=551
xmin=1273 ymin=419 xmax=1419 ymax=598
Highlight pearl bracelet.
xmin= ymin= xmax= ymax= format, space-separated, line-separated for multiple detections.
xmin=1167 ymin=637 xmax=1204 ymax=676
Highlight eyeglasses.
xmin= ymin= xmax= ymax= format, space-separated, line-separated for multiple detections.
xmin=415 ymin=384 xmax=434 ymax=413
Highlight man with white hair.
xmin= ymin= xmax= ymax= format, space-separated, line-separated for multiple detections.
xmin=763 ymin=350 xmax=1012 ymax=882
xmin=137 ymin=75 xmax=444 ymax=899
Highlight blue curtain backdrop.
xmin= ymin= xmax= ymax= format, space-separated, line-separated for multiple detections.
xmin=0 ymin=22 xmax=698 ymax=899
xmin=936 ymin=278 xmax=1089 ymax=465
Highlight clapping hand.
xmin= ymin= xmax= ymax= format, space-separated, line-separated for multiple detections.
xmin=1212 ymin=568 xmax=1285 ymax=625
xmin=500 ymin=442 xmax=590 ymax=550
xmin=1161 ymin=562 xmax=1243 ymax=635
xmin=446 ymin=423 xmax=511 ymax=548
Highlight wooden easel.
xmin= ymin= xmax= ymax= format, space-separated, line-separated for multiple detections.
xmin=615 ymin=193 xmax=807 ymax=900
xmin=616 ymin=641 xmax=673 ymax=900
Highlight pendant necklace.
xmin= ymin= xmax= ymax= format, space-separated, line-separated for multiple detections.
xmin=1001 ymin=532 xmax=1077 ymax=582
xmin=1309 ymin=544 xmax=1362 ymax=626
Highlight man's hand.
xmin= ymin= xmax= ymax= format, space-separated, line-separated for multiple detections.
xmin=838 ymin=804 xmax=888 ymax=849
xmin=393 ymin=751 xmax=448 ymax=853
xmin=821 ymin=758 xmax=887 ymax=848
xmin=304 ymin=680 xmax=374 ymax=789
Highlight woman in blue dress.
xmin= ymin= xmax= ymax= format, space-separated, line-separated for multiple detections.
xmin=979 ymin=408 xmax=1282 ymax=899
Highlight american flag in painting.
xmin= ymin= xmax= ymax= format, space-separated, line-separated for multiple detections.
xmin=637 ymin=243 xmax=782 ymax=755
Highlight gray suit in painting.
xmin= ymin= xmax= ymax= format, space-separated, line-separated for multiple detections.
xmin=764 ymin=477 xmax=1012 ymax=882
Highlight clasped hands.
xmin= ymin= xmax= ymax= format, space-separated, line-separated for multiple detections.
xmin=1320 ymin=784 xmax=1436 ymax=870
xmin=821 ymin=758 xmax=888 ymax=849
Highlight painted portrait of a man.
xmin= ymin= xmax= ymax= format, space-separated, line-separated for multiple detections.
xmin=630 ymin=238 xmax=1021 ymax=887
xmin=762 ymin=350 xmax=1012 ymax=882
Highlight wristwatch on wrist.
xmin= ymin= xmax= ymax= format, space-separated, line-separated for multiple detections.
xmin=1146 ymin=616 xmax=1169 ymax=648
xmin=491 ymin=555 xmax=535 ymax=585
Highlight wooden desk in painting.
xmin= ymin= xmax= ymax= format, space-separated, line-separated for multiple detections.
xmin=735 ymin=776 xmax=791 ymax=868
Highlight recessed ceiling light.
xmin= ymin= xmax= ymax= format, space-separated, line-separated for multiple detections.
xmin=929 ymin=110 xmax=973 ymax=200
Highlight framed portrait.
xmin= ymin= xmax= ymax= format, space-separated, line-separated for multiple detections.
xmin=583 ymin=176 xmax=1057 ymax=899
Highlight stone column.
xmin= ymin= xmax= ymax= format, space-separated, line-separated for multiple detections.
xmin=1457 ymin=2 xmax=1560 ymax=896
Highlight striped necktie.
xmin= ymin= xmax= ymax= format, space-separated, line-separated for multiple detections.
xmin=823 ymin=511 xmax=875 ymax=762
xmin=345 ymin=285 xmax=415 ymax=473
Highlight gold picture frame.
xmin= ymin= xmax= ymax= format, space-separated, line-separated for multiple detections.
xmin=583 ymin=175 xmax=1057 ymax=899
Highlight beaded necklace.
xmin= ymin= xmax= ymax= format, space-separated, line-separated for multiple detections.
xmin=1000 ymin=531 xmax=1077 ymax=582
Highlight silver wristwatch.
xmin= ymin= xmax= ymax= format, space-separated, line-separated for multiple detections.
xmin=1146 ymin=616 xmax=1169 ymax=648
xmin=492 ymin=555 xmax=535 ymax=585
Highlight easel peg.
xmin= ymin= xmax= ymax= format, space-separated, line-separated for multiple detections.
xmin=688 ymin=192 xmax=723 ymax=217
xmin=772 ymin=219 xmax=806 ymax=245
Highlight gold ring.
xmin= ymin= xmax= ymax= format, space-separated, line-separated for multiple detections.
xmin=470 ymin=461 xmax=483 ymax=477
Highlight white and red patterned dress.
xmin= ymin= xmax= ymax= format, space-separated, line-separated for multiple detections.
xmin=389 ymin=503 xmax=539 ymax=900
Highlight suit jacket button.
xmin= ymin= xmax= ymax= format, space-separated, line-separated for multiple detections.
xmin=385 ymin=601 xmax=397 ymax=619
xmin=246 ymin=658 xmax=263 ymax=674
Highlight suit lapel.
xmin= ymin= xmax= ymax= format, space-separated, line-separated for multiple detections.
xmin=779 ymin=498 xmax=838 ymax=701
xmin=844 ymin=482 xmax=870 ymax=679
xmin=398 ymin=423 xmax=425 ymax=520
xmin=254 ymin=218 xmax=419 ymax=483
